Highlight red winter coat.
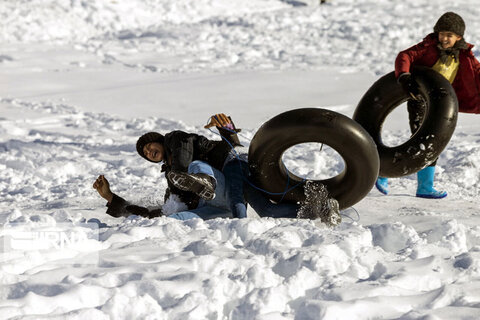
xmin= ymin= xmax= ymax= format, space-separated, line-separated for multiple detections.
xmin=395 ymin=33 xmax=480 ymax=114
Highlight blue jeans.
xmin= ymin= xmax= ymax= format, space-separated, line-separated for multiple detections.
xmin=223 ymin=158 xmax=298 ymax=218
xmin=169 ymin=160 xmax=232 ymax=220
xmin=226 ymin=158 xmax=298 ymax=218
xmin=223 ymin=159 xmax=248 ymax=218
xmin=168 ymin=159 xmax=298 ymax=220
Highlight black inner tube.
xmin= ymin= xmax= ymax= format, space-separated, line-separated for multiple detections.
xmin=248 ymin=108 xmax=379 ymax=210
xmin=353 ymin=66 xmax=458 ymax=177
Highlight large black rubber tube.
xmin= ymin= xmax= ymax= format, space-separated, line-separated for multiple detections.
xmin=353 ymin=66 xmax=458 ymax=177
xmin=248 ymin=108 xmax=380 ymax=210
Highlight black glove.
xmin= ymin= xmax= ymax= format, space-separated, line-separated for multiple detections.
xmin=398 ymin=73 xmax=420 ymax=100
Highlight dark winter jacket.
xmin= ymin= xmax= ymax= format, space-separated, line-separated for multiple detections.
xmin=395 ymin=33 xmax=480 ymax=114
xmin=162 ymin=128 xmax=240 ymax=173
xmin=106 ymin=127 xmax=241 ymax=216
xmin=106 ymin=194 xmax=163 ymax=218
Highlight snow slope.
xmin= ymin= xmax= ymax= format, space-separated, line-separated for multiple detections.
xmin=1 ymin=0 xmax=480 ymax=319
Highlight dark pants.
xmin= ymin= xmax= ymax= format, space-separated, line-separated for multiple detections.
xmin=223 ymin=159 xmax=248 ymax=218
xmin=244 ymin=183 xmax=298 ymax=218
xmin=225 ymin=158 xmax=298 ymax=218
xmin=407 ymin=99 xmax=438 ymax=166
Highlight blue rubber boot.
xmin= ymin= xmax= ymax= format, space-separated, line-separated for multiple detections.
xmin=375 ymin=177 xmax=389 ymax=195
xmin=416 ymin=166 xmax=447 ymax=199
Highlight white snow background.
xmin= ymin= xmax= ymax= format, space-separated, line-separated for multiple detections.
xmin=1 ymin=0 xmax=480 ymax=319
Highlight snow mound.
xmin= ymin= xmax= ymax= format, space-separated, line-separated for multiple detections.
xmin=1 ymin=98 xmax=480 ymax=318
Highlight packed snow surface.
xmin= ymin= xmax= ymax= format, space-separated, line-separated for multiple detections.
xmin=1 ymin=0 xmax=480 ymax=319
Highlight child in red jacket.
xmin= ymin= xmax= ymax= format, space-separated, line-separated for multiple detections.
xmin=376 ymin=12 xmax=480 ymax=199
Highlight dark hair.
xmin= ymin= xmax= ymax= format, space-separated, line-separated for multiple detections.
xmin=136 ymin=132 xmax=164 ymax=162
xmin=434 ymin=12 xmax=465 ymax=37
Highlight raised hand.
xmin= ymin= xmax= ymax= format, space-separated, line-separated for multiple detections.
xmin=93 ymin=175 xmax=114 ymax=203
xmin=398 ymin=73 xmax=421 ymax=100
xmin=204 ymin=113 xmax=234 ymax=129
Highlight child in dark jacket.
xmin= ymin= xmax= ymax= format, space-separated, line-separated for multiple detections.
xmin=93 ymin=114 xmax=246 ymax=220
xmin=376 ymin=12 xmax=480 ymax=199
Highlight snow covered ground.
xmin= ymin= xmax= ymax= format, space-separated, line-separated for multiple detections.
xmin=1 ymin=0 xmax=480 ymax=319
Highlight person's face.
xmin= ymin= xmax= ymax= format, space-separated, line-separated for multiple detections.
xmin=143 ymin=142 xmax=165 ymax=162
xmin=438 ymin=31 xmax=462 ymax=49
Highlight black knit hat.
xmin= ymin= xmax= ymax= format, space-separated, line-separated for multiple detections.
xmin=136 ymin=132 xmax=164 ymax=161
xmin=434 ymin=12 xmax=465 ymax=36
